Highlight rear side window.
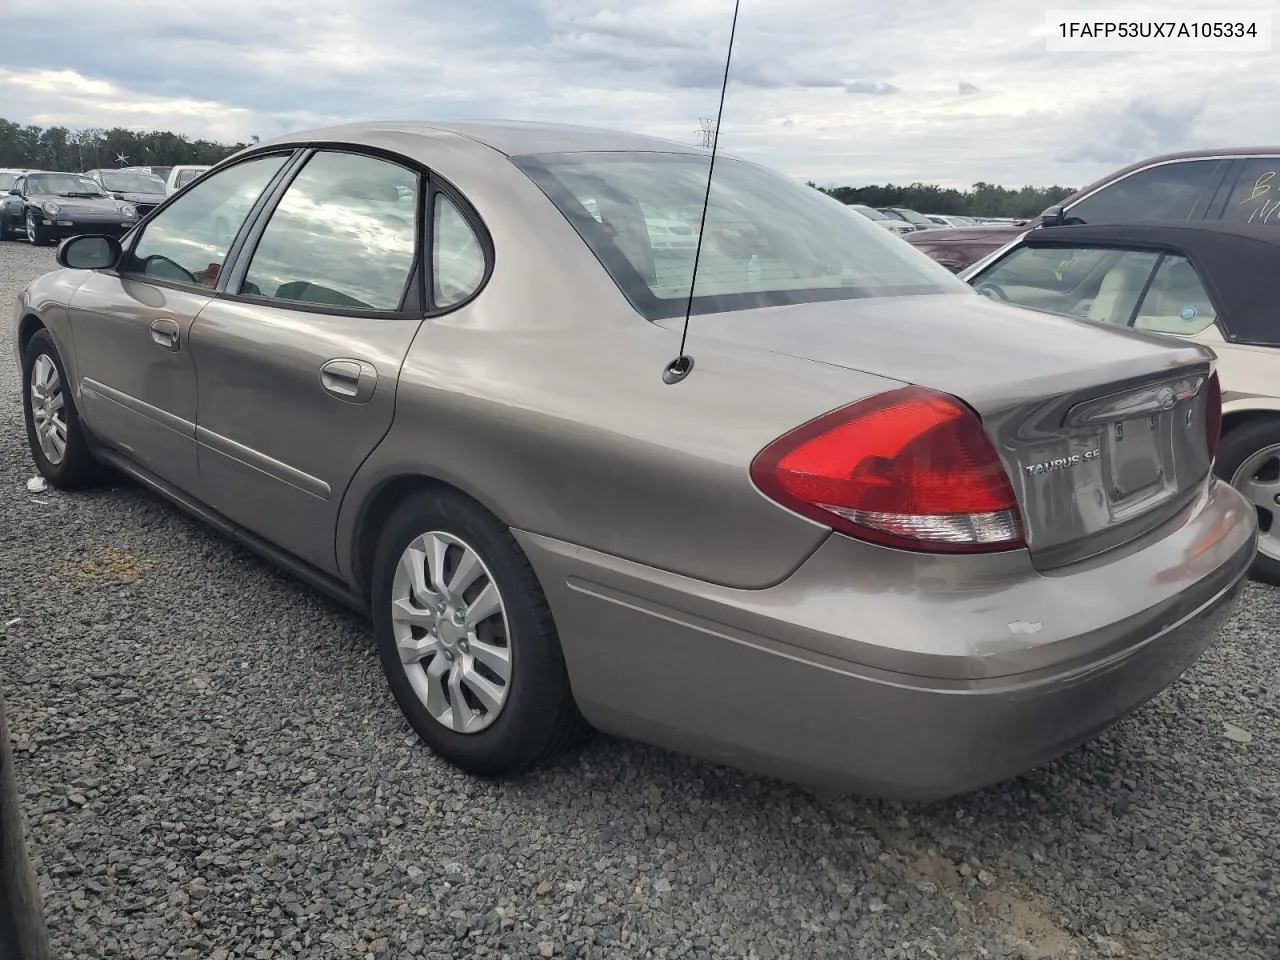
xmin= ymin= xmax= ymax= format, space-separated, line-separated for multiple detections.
xmin=1066 ymin=160 xmax=1221 ymax=224
xmin=432 ymin=194 xmax=486 ymax=308
xmin=514 ymin=151 xmax=964 ymax=321
xmin=1220 ymin=158 xmax=1280 ymax=225
xmin=124 ymin=153 xmax=288 ymax=289
xmin=240 ymin=150 xmax=420 ymax=311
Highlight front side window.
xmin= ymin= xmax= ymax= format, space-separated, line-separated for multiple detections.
xmin=175 ymin=168 xmax=204 ymax=188
xmin=1131 ymin=255 xmax=1218 ymax=335
xmin=970 ymin=245 xmax=1161 ymax=325
xmin=432 ymin=193 xmax=486 ymax=308
xmin=0 ymin=173 xmax=16 ymax=192
xmin=1065 ymin=160 xmax=1220 ymax=224
xmin=124 ymin=153 xmax=289 ymax=289
xmin=240 ymin=150 xmax=419 ymax=311
xmin=514 ymin=151 xmax=965 ymax=320
xmin=1220 ymin=158 xmax=1280 ymax=225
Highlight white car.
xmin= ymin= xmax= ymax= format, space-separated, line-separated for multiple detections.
xmin=847 ymin=204 xmax=914 ymax=236
xmin=164 ymin=165 xmax=211 ymax=195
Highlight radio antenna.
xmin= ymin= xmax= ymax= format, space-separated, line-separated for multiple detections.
xmin=662 ymin=0 xmax=741 ymax=386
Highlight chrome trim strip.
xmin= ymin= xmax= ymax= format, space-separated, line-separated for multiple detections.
xmin=195 ymin=426 xmax=331 ymax=501
xmin=80 ymin=377 xmax=194 ymax=439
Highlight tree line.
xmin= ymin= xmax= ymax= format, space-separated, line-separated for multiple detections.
xmin=0 ymin=118 xmax=255 ymax=172
xmin=811 ymin=180 xmax=1077 ymax=219
xmin=0 ymin=117 xmax=1075 ymax=218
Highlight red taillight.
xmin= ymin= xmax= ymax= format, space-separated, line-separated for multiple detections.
xmin=1204 ymin=371 xmax=1222 ymax=461
xmin=750 ymin=386 xmax=1026 ymax=553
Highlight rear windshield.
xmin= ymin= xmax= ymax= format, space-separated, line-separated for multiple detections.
xmin=513 ymin=151 xmax=964 ymax=321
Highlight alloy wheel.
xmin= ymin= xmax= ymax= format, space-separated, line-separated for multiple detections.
xmin=1231 ymin=442 xmax=1280 ymax=561
xmin=389 ymin=531 xmax=513 ymax=734
xmin=28 ymin=354 xmax=67 ymax=465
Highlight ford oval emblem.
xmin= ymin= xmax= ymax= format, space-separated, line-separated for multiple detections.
xmin=1158 ymin=386 xmax=1177 ymax=410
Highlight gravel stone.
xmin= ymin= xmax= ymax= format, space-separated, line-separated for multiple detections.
xmin=2 ymin=242 xmax=1279 ymax=958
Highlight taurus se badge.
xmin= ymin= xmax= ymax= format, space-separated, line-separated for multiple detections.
xmin=1024 ymin=448 xmax=1102 ymax=477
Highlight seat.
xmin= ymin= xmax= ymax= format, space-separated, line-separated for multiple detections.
xmin=1086 ymin=260 xmax=1151 ymax=325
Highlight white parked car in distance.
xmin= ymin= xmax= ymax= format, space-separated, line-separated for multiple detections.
xmin=164 ymin=165 xmax=211 ymax=195
xmin=846 ymin=204 xmax=914 ymax=236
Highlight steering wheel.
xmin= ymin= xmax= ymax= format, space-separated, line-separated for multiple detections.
xmin=975 ymin=282 xmax=1009 ymax=301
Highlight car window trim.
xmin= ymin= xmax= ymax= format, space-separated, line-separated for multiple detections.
xmin=109 ymin=149 xmax=302 ymax=290
xmin=215 ymin=148 xmax=316 ymax=295
xmin=216 ymin=144 xmax=427 ymax=318
xmin=1125 ymin=252 xmax=1167 ymax=326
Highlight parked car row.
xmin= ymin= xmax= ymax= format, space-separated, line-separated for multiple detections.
xmin=847 ymin=202 xmax=1023 ymax=238
xmin=0 ymin=164 xmax=210 ymax=245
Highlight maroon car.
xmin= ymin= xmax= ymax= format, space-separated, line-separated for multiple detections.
xmin=908 ymin=147 xmax=1280 ymax=271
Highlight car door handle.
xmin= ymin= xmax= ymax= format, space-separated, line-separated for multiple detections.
xmin=150 ymin=318 xmax=180 ymax=351
xmin=319 ymin=358 xmax=377 ymax=403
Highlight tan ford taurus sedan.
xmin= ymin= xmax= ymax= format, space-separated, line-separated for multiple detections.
xmin=11 ymin=122 xmax=1258 ymax=801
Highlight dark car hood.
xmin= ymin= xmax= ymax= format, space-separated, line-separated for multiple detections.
xmin=30 ymin=195 xmax=122 ymax=214
xmin=907 ymin=224 xmax=1026 ymax=243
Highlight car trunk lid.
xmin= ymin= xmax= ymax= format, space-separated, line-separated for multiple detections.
xmin=665 ymin=292 xmax=1218 ymax=568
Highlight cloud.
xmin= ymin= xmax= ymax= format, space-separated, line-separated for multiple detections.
xmin=846 ymin=81 xmax=899 ymax=95
xmin=1057 ymin=96 xmax=1206 ymax=166
xmin=0 ymin=0 xmax=1276 ymax=189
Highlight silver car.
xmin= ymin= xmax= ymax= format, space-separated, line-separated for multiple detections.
xmin=11 ymin=122 xmax=1257 ymax=801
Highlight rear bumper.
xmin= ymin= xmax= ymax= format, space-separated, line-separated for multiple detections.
xmin=518 ymin=476 xmax=1256 ymax=801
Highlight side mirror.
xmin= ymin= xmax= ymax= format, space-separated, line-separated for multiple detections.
xmin=56 ymin=234 xmax=123 ymax=270
xmin=7 ymin=188 xmax=19 ymax=196
xmin=1040 ymin=205 xmax=1065 ymax=227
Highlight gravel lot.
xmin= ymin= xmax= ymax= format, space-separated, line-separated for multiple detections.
xmin=1 ymin=240 xmax=1277 ymax=960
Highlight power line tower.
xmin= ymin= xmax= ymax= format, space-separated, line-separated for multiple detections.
xmin=696 ymin=117 xmax=716 ymax=149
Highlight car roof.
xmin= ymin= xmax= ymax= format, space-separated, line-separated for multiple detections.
xmin=1062 ymin=147 xmax=1280 ymax=208
xmin=1014 ymin=220 xmax=1280 ymax=347
xmin=256 ymin=120 xmax=709 ymax=159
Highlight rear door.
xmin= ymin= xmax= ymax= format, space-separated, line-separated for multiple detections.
xmin=187 ymin=147 xmax=453 ymax=576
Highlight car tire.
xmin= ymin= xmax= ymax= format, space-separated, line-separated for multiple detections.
xmin=25 ymin=211 xmax=49 ymax=246
xmin=21 ymin=329 xmax=106 ymax=489
xmin=370 ymin=488 xmax=586 ymax=777
xmin=1215 ymin=417 xmax=1280 ymax=586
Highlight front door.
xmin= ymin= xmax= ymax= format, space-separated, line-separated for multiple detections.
xmin=67 ymin=153 xmax=293 ymax=494
xmin=188 ymin=148 xmax=426 ymax=575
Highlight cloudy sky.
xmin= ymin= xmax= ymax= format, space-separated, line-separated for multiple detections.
xmin=1 ymin=0 xmax=1276 ymax=190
